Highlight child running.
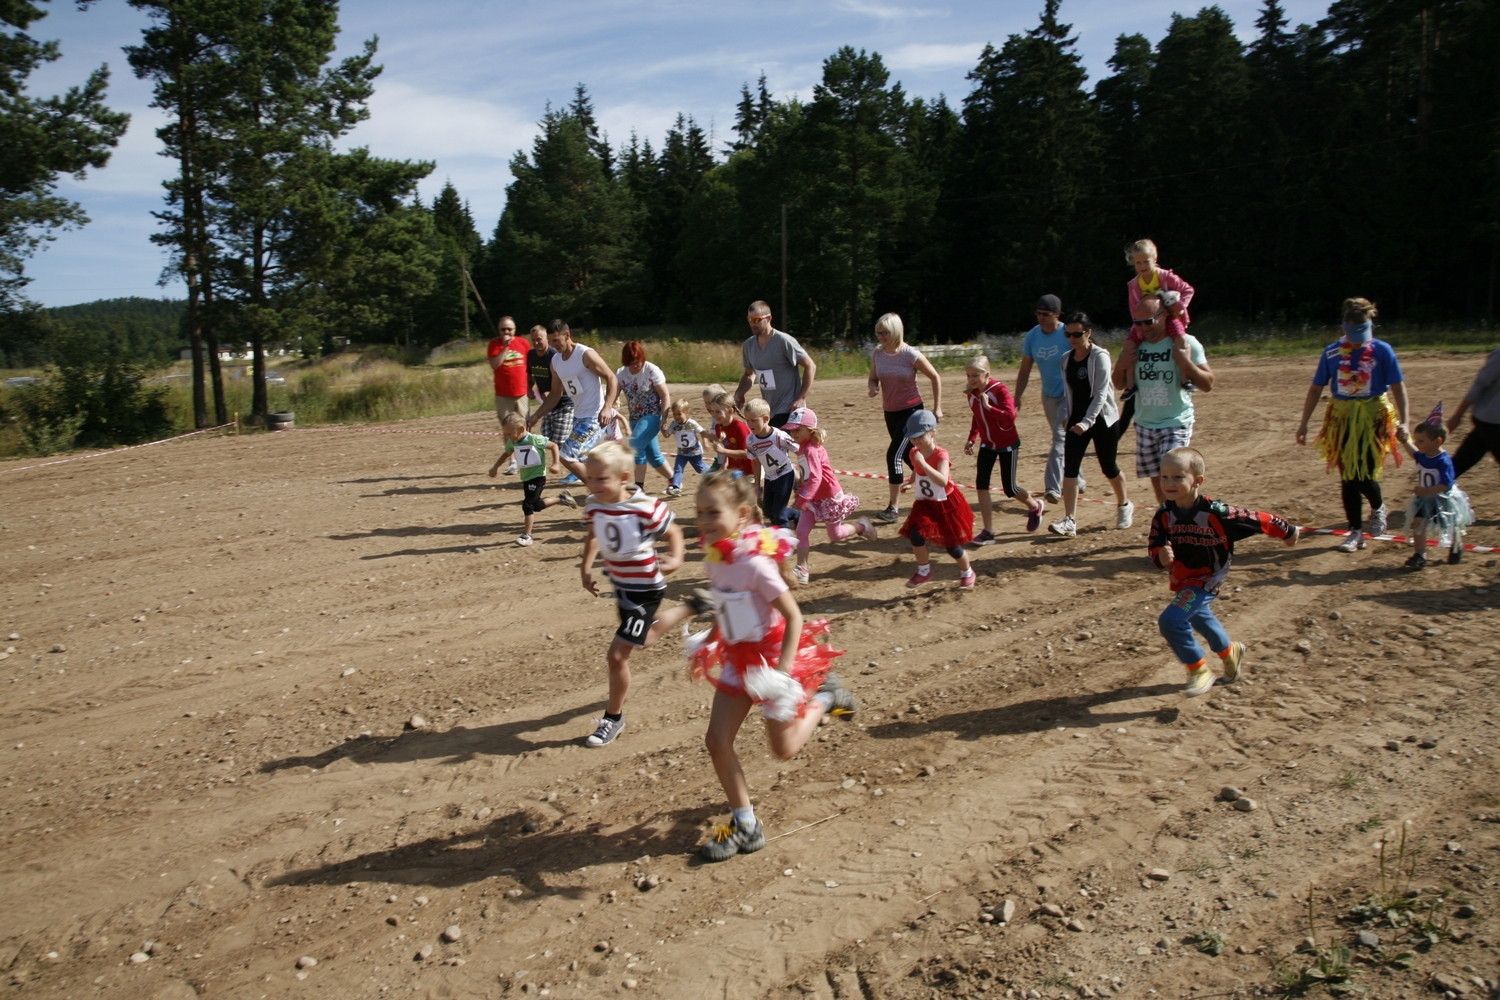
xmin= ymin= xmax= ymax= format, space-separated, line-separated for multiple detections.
xmin=578 ymin=440 xmax=687 ymax=747
xmin=662 ymin=399 xmax=712 ymax=497
xmin=702 ymin=384 xmax=727 ymax=471
xmin=782 ymin=407 xmax=876 ymax=583
xmin=963 ymin=355 xmax=1043 ymax=541
xmin=686 ymin=469 xmax=857 ymax=861
xmin=900 ymin=409 xmax=977 ymax=588
xmin=709 ymin=392 xmax=755 ymax=483
xmin=1401 ymin=403 xmax=1473 ymax=569
xmin=1148 ymin=447 xmax=1300 ymax=697
xmin=488 ymin=411 xmax=576 ymax=545
xmin=743 ymin=398 xmax=800 ymax=529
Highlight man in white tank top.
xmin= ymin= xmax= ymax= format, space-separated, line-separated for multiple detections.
xmin=528 ymin=319 xmax=621 ymax=480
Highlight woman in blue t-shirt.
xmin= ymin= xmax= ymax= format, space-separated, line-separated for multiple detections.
xmin=1294 ymin=298 xmax=1411 ymax=552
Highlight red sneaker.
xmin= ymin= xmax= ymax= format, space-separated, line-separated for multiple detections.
xmin=905 ymin=567 xmax=932 ymax=588
xmin=959 ymin=569 xmax=977 ymax=589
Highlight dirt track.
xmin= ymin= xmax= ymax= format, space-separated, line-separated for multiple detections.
xmin=5 ymin=354 xmax=1500 ymax=1000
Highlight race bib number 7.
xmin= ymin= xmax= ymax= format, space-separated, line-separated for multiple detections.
xmin=514 ymin=444 xmax=541 ymax=469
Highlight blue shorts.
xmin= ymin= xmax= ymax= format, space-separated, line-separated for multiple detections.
xmin=560 ymin=417 xmax=604 ymax=463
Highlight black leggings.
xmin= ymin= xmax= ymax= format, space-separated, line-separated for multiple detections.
xmin=1453 ymin=418 xmax=1500 ymax=479
xmin=907 ymin=527 xmax=964 ymax=559
xmin=884 ymin=405 xmax=922 ymax=483
xmin=1340 ymin=479 xmax=1383 ymax=529
xmin=975 ymin=445 xmax=1020 ymax=497
xmin=1063 ymin=419 xmax=1120 ymax=480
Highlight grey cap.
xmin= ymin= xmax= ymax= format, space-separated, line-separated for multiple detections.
xmin=904 ymin=409 xmax=938 ymax=439
xmin=1036 ymin=293 xmax=1062 ymax=313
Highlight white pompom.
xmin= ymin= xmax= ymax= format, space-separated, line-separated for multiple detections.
xmin=684 ymin=628 xmax=714 ymax=660
xmin=743 ymin=665 xmax=805 ymax=722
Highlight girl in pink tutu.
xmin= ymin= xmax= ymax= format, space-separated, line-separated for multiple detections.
xmin=782 ymin=406 xmax=878 ymax=584
xmin=686 ymin=469 xmax=857 ymax=861
xmin=899 ymin=409 xmax=977 ymax=588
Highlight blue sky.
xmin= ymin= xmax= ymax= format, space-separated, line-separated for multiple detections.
xmin=23 ymin=0 xmax=1331 ymax=307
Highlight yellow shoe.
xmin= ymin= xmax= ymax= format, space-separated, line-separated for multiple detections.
xmin=1183 ymin=663 xmax=1216 ymax=697
xmin=1219 ymin=641 xmax=1245 ymax=684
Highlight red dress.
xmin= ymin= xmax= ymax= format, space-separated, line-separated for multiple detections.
xmin=898 ymin=446 xmax=975 ymax=548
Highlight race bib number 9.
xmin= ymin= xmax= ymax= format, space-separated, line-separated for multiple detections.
xmin=915 ymin=474 xmax=946 ymax=501
xmin=713 ymin=588 xmax=765 ymax=644
xmin=753 ymin=369 xmax=777 ymax=391
xmin=600 ymin=517 xmax=643 ymax=556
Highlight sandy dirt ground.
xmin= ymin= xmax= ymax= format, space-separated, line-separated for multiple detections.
xmin=5 ymin=353 xmax=1500 ymax=1000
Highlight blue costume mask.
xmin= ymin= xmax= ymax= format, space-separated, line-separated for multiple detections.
xmin=1342 ymin=321 xmax=1373 ymax=343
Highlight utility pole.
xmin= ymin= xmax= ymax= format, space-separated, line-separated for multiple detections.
xmin=780 ymin=203 xmax=788 ymax=331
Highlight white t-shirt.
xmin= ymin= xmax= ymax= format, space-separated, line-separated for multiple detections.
xmin=746 ymin=428 xmax=799 ymax=481
xmin=551 ymin=344 xmax=605 ymax=420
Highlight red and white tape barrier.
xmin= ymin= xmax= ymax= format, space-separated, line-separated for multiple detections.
xmin=0 ymin=422 xmax=236 ymax=475
xmin=291 ymin=425 xmax=501 ymax=437
xmin=829 ymin=467 xmax=1500 ymax=555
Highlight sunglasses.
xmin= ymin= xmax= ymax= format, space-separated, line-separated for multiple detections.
xmin=1065 ymin=331 xmax=1087 ymax=338
xmin=1131 ymin=318 xmax=1155 ymax=326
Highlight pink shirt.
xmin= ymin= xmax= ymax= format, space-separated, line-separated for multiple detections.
xmin=1127 ymin=266 xmax=1195 ymax=325
xmin=872 ymin=344 xmax=924 ymax=411
xmin=795 ymin=441 xmax=844 ymax=503
xmin=705 ymin=549 xmax=788 ymax=631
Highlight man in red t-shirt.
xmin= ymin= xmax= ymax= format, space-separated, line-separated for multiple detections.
xmin=488 ymin=315 xmax=529 ymax=422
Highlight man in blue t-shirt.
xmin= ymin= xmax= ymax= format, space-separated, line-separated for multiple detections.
xmin=1014 ymin=294 xmax=1078 ymax=500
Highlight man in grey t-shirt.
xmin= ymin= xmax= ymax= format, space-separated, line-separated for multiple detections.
xmin=735 ymin=299 xmax=816 ymax=427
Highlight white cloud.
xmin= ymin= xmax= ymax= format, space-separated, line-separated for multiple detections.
xmin=886 ymin=41 xmax=984 ymax=71
xmin=833 ymin=0 xmax=944 ymax=20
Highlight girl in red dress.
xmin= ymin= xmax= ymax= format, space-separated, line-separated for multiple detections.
xmin=898 ymin=409 xmax=976 ymax=588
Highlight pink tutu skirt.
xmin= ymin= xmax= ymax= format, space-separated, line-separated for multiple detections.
xmin=688 ymin=617 xmax=844 ymax=719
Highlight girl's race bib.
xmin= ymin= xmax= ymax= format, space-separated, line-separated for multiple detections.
xmin=712 ymin=588 xmax=765 ymax=644
xmin=914 ymin=473 xmax=946 ymax=501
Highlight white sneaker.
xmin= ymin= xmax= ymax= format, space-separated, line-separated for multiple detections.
xmin=504 ymin=460 xmax=518 ymax=475
xmin=585 ymin=716 xmax=625 ymax=747
xmin=793 ymin=566 xmax=810 ymax=585
xmin=1047 ymin=516 xmax=1077 ymax=537
xmin=1367 ymin=504 xmax=1388 ymax=537
xmin=1044 ymin=491 xmax=1062 ymax=505
xmin=856 ymin=517 xmax=877 ymax=541
xmin=515 ymin=533 xmax=533 ymax=547
xmin=1115 ymin=500 xmax=1135 ymax=530
xmin=1336 ymin=533 xmax=1363 ymax=553
xmin=1184 ymin=663 xmax=1216 ymax=697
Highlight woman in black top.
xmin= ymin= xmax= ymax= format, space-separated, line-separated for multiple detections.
xmin=1048 ymin=312 xmax=1134 ymax=537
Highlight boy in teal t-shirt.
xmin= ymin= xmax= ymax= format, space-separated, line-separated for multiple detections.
xmin=489 ymin=411 xmax=575 ymax=545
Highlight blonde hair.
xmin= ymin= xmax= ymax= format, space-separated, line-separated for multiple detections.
xmin=965 ymin=354 xmax=991 ymax=373
xmin=1125 ymin=238 xmax=1159 ymax=263
xmin=742 ymin=398 xmax=772 ymax=420
xmin=1163 ymin=446 xmax=1205 ymax=476
xmin=875 ymin=312 xmax=905 ymax=347
xmin=697 ymin=470 xmax=797 ymax=586
xmin=702 ymin=383 xmax=725 ymax=399
xmin=798 ymin=426 xmax=827 ymax=446
xmin=500 ymin=411 xmax=526 ymax=430
xmin=669 ymin=398 xmax=691 ymax=419
xmin=1342 ymin=297 xmax=1378 ymax=324
xmin=584 ymin=439 xmax=635 ymax=477
xmin=708 ymin=392 xmax=741 ymax=422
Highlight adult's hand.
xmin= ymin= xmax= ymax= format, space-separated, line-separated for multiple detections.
xmin=1069 ymin=423 xmax=1086 ymax=435
xmin=963 ymin=440 xmax=976 ymax=456
xmin=932 ymin=405 xmax=944 ymax=422
xmin=1294 ymin=422 xmax=1309 ymax=446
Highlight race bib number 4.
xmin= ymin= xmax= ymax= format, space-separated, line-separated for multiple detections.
xmin=713 ymin=588 xmax=765 ymax=644
xmin=753 ymin=369 xmax=777 ymax=391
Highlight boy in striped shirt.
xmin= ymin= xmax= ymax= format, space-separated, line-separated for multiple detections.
xmin=579 ymin=441 xmax=689 ymax=746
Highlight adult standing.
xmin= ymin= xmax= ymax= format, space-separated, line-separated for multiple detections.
xmin=527 ymin=319 xmax=620 ymax=482
xmin=1113 ymin=293 xmax=1216 ymax=506
xmin=616 ymin=341 xmax=673 ymax=493
xmin=1447 ymin=345 xmax=1500 ymax=479
xmin=867 ymin=312 xmax=944 ymax=524
xmin=1294 ymin=297 xmax=1409 ymax=551
xmin=526 ymin=323 xmax=573 ymax=451
xmin=488 ymin=316 xmax=529 ymax=473
xmin=1047 ymin=313 xmax=1132 ymax=537
xmin=1014 ymin=294 xmax=1079 ymax=502
xmin=735 ymin=300 xmax=816 ymax=427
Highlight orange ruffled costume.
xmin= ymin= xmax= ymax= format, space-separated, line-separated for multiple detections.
xmin=687 ymin=526 xmax=843 ymax=718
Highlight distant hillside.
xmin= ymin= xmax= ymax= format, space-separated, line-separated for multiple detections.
xmin=1 ymin=297 xmax=188 ymax=369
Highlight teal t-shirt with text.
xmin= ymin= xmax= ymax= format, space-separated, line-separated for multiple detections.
xmin=1133 ymin=334 xmax=1206 ymax=429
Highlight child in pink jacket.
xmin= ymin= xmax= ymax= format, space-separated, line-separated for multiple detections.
xmin=1126 ymin=238 xmax=1194 ymax=342
xmin=782 ymin=407 xmax=877 ymax=584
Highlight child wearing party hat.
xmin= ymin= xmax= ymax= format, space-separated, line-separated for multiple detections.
xmin=1400 ymin=401 xmax=1474 ymax=569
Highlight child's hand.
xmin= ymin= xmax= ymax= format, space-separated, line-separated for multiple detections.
xmin=1157 ymin=544 xmax=1174 ymax=569
xmin=549 ymin=462 xmax=561 ymax=475
xmin=580 ymin=569 xmax=598 ymax=596
xmin=488 ymin=464 xmax=499 ymax=479
xmin=1284 ymin=526 xmax=1300 ymax=547
xmin=659 ymin=550 xmax=684 ymax=576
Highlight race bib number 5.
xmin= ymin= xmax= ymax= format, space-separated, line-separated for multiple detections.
xmin=677 ymin=430 xmax=697 ymax=450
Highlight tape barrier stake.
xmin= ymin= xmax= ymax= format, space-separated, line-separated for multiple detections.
xmin=828 ymin=467 xmax=1500 ymax=555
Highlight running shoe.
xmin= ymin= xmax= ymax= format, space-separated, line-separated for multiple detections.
xmin=905 ymin=567 xmax=932 ymax=588
xmin=515 ymin=533 xmax=534 ymax=547
xmin=556 ymin=491 xmax=577 ymax=509
xmin=793 ymin=566 xmax=810 ymax=585
xmin=817 ymin=672 xmax=858 ymax=718
xmin=876 ymin=506 xmax=899 ymax=524
xmin=1404 ymin=552 xmax=1428 ymax=570
xmin=700 ymin=818 xmax=765 ymax=862
xmin=664 ymin=485 xmax=682 ymax=497
xmin=972 ymin=529 xmax=996 ymax=546
xmin=504 ymin=460 xmax=518 ymax=475
xmin=856 ymin=517 xmax=878 ymax=541
xmin=1025 ymin=500 xmax=1043 ymax=533
xmin=1367 ymin=504 xmax=1388 ymax=538
xmin=1219 ymin=641 xmax=1245 ymax=684
xmin=683 ymin=587 xmax=715 ymax=616
xmin=1336 ymin=533 xmax=1364 ymax=553
xmin=1183 ymin=664 xmax=1216 ymax=698
xmin=1044 ymin=491 xmax=1062 ymax=505
xmin=1048 ymin=516 xmax=1077 ymax=537
xmin=959 ymin=568 xmax=977 ymax=590
xmin=1116 ymin=500 xmax=1135 ymax=530
xmin=559 ymin=473 xmax=581 ymax=486
xmin=584 ymin=716 xmax=626 ymax=747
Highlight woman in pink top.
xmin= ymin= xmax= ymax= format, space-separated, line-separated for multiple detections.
xmin=782 ymin=407 xmax=876 ymax=583
xmin=867 ymin=312 xmax=944 ymax=523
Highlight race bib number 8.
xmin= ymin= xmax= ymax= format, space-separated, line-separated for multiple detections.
xmin=915 ymin=474 xmax=946 ymax=501
xmin=754 ymin=369 xmax=777 ymax=391
xmin=713 ymin=588 xmax=765 ymax=644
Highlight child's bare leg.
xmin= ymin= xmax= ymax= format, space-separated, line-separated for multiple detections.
xmin=643 ymin=604 xmax=696 ymax=646
xmin=1150 ymin=475 xmax=1166 ymax=506
xmin=977 ymin=489 xmax=994 ymax=532
xmin=523 ymin=511 xmax=536 ymax=535
xmin=653 ymin=462 xmax=673 ymax=482
xmin=764 ymin=703 xmax=826 ymax=760
xmin=605 ymin=638 xmax=635 ymax=715
xmin=705 ymin=689 xmax=755 ymax=808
